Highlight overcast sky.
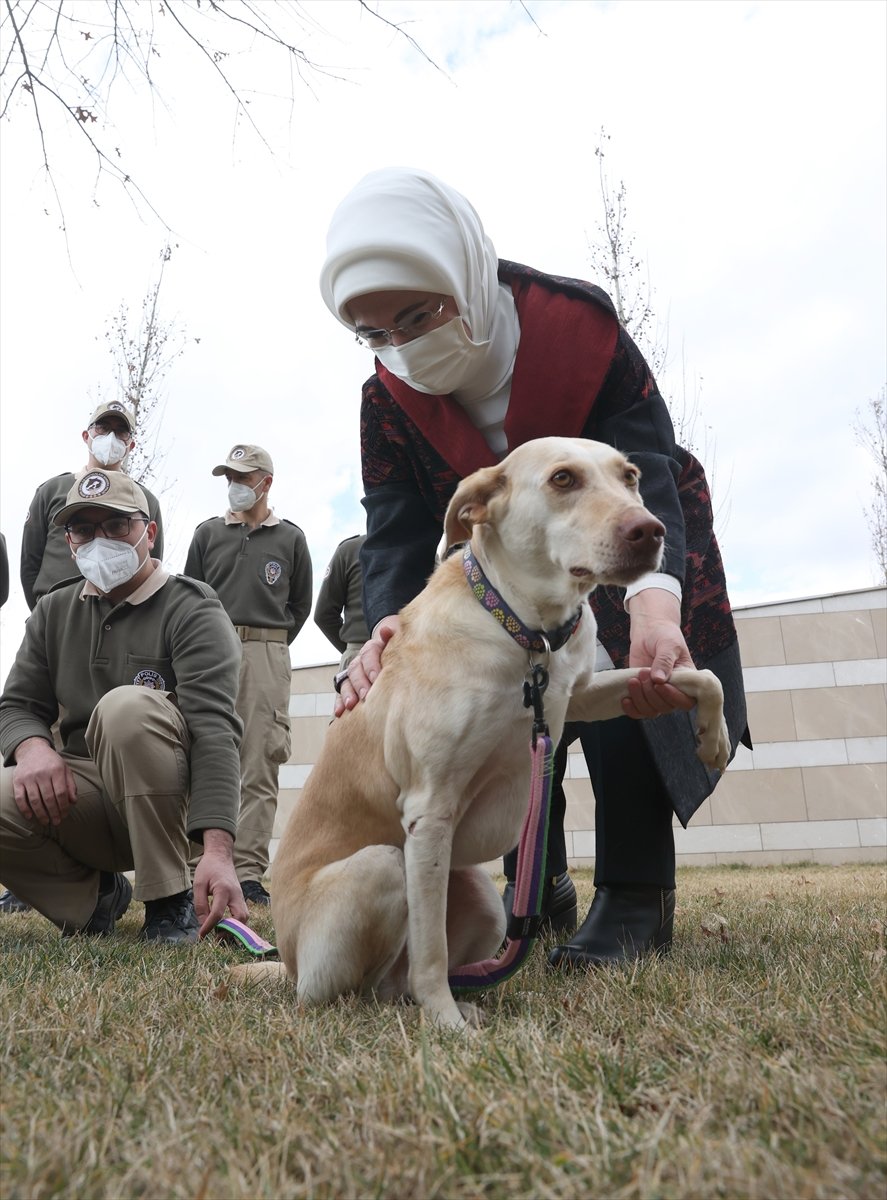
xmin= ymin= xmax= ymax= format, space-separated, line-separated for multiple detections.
xmin=1 ymin=0 xmax=885 ymax=682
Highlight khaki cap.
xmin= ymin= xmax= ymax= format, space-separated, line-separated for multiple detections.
xmin=211 ymin=444 xmax=274 ymax=476
xmin=55 ymin=471 xmax=150 ymax=525
xmin=87 ymin=401 xmax=135 ymax=432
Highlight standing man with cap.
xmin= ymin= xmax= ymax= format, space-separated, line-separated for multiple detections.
xmin=1 ymin=401 xmax=166 ymax=917
xmin=0 ymin=470 xmax=247 ymax=943
xmin=19 ymin=401 xmax=165 ymax=611
xmin=314 ymin=534 xmax=370 ymax=670
xmin=184 ymin=445 xmax=313 ymax=906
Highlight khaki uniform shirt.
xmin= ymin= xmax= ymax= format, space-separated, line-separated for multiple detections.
xmin=184 ymin=512 xmax=312 ymax=644
xmin=20 ymin=470 xmax=165 ymax=610
xmin=0 ymin=563 xmax=242 ymax=839
xmin=314 ymin=534 xmax=370 ymax=652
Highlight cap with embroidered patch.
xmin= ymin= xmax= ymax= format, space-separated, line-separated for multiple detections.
xmin=54 ymin=470 xmax=150 ymax=525
xmin=87 ymin=401 xmax=135 ymax=432
xmin=211 ymin=444 xmax=274 ymax=476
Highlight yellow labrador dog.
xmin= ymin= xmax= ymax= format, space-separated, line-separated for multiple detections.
xmin=235 ymin=437 xmax=730 ymax=1030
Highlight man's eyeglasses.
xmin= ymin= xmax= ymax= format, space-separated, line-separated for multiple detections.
xmin=65 ymin=516 xmax=148 ymax=544
xmin=89 ymin=422 xmax=131 ymax=438
xmin=354 ymin=298 xmax=447 ymax=350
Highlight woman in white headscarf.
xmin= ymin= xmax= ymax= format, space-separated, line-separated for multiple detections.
xmin=319 ymin=167 xmax=749 ymax=969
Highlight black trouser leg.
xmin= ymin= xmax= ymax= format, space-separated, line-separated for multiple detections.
xmin=578 ymin=716 xmax=675 ymax=889
xmin=502 ymin=732 xmax=570 ymax=881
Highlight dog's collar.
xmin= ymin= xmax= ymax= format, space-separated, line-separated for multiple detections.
xmin=462 ymin=546 xmax=582 ymax=653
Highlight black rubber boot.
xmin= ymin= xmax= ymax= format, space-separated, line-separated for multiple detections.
xmin=502 ymin=872 xmax=578 ymax=938
xmin=547 ymin=885 xmax=675 ymax=969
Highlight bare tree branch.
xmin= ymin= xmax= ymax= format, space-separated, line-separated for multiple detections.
xmin=853 ymin=385 xmax=887 ymax=584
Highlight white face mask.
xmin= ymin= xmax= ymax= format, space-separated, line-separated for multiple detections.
xmin=90 ymin=431 xmax=130 ymax=466
xmin=227 ymin=481 xmax=261 ymax=511
xmin=75 ymin=525 xmax=148 ymax=593
xmin=375 ymin=318 xmax=484 ymax=395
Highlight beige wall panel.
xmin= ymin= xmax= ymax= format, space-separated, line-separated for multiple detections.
xmin=710 ymin=767 xmax=806 ymax=824
xmin=563 ymin=782 xmax=596 ymax=831
xmin=288 ymin=715 xmax=334 ymax=763
xmin=272 ymin=790 xmax=299 ymax=838
xmin=715 ymin=848 xmax=813 ymax=866
xmin=780 ymin=611 xmax=877 ymax=664
xmin=677 ymin=797 xmax=713 ymax=826
xmin=290 ymin=664 xmax=337 ymax=694
xmin=675 ymin=852 xmax=719 ymax=867
xmin=745 ymin=690 xmax=797 ymax=742
xmin=791 ymin=684 xmax=887 ymax=740
xmin=736 ymin=617 xmax=786 ymax=667
xmin=812 ymin=846 xmax=887 ymax=865
xmin=803 ymin=763 xmax=887 ymax=820
xmin=873 ymin=608 xmax=887 ymax=658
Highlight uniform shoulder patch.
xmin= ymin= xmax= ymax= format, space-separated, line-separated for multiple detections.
xmin=174 ymin=574 xmax=217 ymax=599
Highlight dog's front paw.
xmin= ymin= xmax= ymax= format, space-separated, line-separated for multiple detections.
xmin=696 ymin=715 xmax=731 ymax=772
xmin=455 ymin=1000 xmax=485 ymax=1029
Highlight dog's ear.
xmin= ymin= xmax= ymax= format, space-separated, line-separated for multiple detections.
xmin=443 ymin=464 xmax=508 ymax=551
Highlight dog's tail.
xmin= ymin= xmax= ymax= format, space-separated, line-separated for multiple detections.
xmin=226 ymin=961 xmax=289 ymax=987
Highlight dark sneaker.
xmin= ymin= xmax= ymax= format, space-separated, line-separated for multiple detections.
xmin=0 ymin=889 xmax=32 ymax=914
xmin=63 ymin=871 xmax=132 ymax=936
xmin=139 ymin=889 xmax=199 ymax=945
xmin=240 ymin=880 xmax=271 ymax=906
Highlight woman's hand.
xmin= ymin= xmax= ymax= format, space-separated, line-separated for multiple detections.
xmin=623 ymin=589 xmax=696 ymax=719
xmin=333 ymin=616 xmax=401 ymax=718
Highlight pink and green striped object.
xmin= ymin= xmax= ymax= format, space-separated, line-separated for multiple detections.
xmin=215 ymin=917 xmax=278 ymax=957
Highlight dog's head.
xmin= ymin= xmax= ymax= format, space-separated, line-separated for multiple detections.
xmin=443 ymin=437 xmax=665 ymax=591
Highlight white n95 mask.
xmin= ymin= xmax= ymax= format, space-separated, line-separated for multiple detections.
xmin=75 ymin=525 xmax=147 ymax=592
xmin=90 ymin=432 xmax=129 ymax=466
xmin=227 ymin=481 xmax=260 ymax=511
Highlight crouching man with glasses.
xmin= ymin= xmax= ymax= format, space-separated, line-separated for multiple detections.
xmin=0 ymin=471 xmax=249 ymax=944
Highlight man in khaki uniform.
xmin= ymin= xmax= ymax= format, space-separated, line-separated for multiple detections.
xmin=0 ymin=471 xmax=248 ymax=943
xmin=1 ymin=401 xmax=165 ymax=917
xmin=19 ymin=401 xmax=165 ymax=610
xmin=314 ymin=534 xmax=370 ymax=669
xmin=184 ymin=445 xmax=312 ymax=906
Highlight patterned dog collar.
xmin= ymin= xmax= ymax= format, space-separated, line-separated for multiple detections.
xmin=462 ymin=546 xmax=582 ymax=653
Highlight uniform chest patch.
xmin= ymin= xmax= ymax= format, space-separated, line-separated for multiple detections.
xmin=265 ymin=561 xmax=282 ymax=585
xmin=133 ymin=669 xmax=165 ymax=690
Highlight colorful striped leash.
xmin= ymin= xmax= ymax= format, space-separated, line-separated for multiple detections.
xmin=448 ymin=660 xmax=555 ymax=993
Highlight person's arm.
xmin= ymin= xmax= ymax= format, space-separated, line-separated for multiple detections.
xmin=182 ymin=529 xmax=205 ymax=581
xmin=166 ymin=588 xmax=243 ymax=842
xmin=0 ymin=532 xmax=8 ymax=608
xmin=146 ymin=489 xmax=165 ymax=562
xmin=0 ymin=600 xmax=60 ymax=762
xmin=192 ymin=828 xmax=248 ymax=935
xmin=19 ymin=485 xmax=49 ymax=611
xmin=286 ymin=528 xmax=313 ymax=643
xmin=314 ymin=548 xmax=348 ymax=652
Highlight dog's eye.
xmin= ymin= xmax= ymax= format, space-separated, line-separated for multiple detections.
xmin=550 ymin=470 xmax=574 ymax=489
xmin=624 ymin=470 xmax=639 ymax=488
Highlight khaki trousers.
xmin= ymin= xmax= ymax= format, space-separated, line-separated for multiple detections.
xmin=0 ymin=687 xmax=191 ymax=930
xmin=233 ymin=638 xmax=292 ymax=883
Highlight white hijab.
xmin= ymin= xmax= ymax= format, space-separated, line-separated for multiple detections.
xmin=319 ymin=167 xmax=519 ymax=408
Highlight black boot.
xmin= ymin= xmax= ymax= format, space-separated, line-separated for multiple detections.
xmin=547 ymin=885 xmax=675 ymax=969
xmin=502 ymin=872 xmax=578 ymax=938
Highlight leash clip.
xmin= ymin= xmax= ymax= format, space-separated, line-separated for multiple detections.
xmin=523 ymin=659 xmax=550 ymax=747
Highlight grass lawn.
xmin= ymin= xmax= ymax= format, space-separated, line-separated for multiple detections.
xmin=1 ymin=863 xmax=885 ymax=1200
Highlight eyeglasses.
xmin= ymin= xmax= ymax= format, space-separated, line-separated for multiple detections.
xmin=354 ymin=298 xmax=447 ymax=350
xmin=89 ymin=422 xmax=132 ymax=438
xmin=65 ymin=516 xmax=148 ymax=544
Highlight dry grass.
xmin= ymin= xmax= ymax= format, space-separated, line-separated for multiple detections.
xmin=1 ymin=863 xmax=885 ymax=1200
